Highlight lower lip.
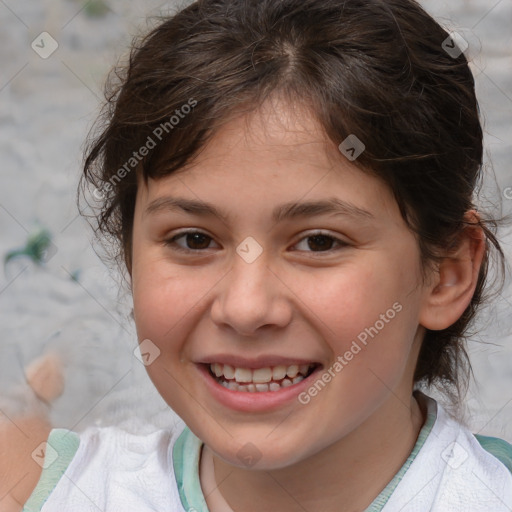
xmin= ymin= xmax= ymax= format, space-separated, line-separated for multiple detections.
xmin=196 ymin=364 xmax=322 ymax=413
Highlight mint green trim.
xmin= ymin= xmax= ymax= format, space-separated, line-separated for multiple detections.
xmin=364 ymin=396 xmax=437 ymax=512
xmin=23 ymin=429 xmax=80 ymax=512
xmin=173 ymin=398 xmax=438 ymax=512
xmin=173 ymin=427 xmax=209 ymax=512
xmin=475 ymin=434 xmax=512 ymax=474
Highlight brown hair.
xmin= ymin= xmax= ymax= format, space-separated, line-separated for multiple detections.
xmin=79 ymin=0 xmax=505 ymax=402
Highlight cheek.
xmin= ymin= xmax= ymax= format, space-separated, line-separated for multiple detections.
xmin=293 ymin=264 xmax=387 ymax=337
xmin=294 ymin=257 xmax=420 ymax=370
xmin=131 ymin=258 xmax=218 ymax=354
xmin=133 ymin=270 xmax=188 ymax=338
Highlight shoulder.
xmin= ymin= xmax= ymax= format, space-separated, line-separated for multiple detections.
xmin=436 ymin=404 xmax=512 ymax=478
xmin=23 ymin=424 xmax=187 ymax=512
xmin=431 ymin=398 xmax=512 ymax=479
xmin=384 ymin=393 xmax=512 ymax=511
xmin=416 ymin=393 xmax=512 ymax=473
xmin=22 ymin=428 xmax=80 ymax=512
xmin=0 ymin=416 xmax=56 ymax=511
xmin=431 ymin=399 xmax=512 ymax=508
xmin=474 ymin=433 xmax=512 ymax=474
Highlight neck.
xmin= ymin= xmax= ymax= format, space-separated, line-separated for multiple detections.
xmin=203 ymin=393 xmax=425 ymax=512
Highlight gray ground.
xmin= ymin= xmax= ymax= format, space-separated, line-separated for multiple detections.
xmin=0 ymin=0 xmax=511 ymax=440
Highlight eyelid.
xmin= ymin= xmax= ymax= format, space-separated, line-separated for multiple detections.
xmin=164 ymin=228 xmax=350 ymax=254
xmin=164 ymin=229 xmax=218 ymax=253
xmin=291 ymin=230 xmax=350 ymax=253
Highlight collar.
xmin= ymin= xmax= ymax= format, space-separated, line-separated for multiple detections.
xmin=172 ymin=391 xmax=437 ymax=512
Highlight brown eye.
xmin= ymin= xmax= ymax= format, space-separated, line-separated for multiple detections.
xmin=306 ymin=235 xmax=335 ymax=251
xmin=293 ymin=232 xmax=348 ymax=253
xmin=164 ymin=231 xmax=216 ymax=252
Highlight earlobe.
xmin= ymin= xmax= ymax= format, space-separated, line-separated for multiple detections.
xmin=419 ymin=211 xmax=486 ymax=331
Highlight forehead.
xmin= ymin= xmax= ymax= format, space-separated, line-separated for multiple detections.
xmin=190 ymin=97 xmax=340 ymax=171
xmin=136 ymin=97 xmax=399 ymax=222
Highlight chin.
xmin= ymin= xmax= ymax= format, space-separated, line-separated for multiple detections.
xmin=206 ymin=433 xmax=313 ymax=472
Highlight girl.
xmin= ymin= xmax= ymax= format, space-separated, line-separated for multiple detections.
xmin=21 ymin=0 xmax=512 ymax=510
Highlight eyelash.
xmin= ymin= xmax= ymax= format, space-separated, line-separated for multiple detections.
xmin=163 ymin=229 xmax=349 ymax=255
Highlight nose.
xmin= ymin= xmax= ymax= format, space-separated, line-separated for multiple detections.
xmin=210 ymin=251 xmax=293 ymax=337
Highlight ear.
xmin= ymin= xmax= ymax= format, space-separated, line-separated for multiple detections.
xmin=419 ymin=210 xmax=486 ymax=331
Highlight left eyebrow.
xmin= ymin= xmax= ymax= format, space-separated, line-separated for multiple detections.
xmin=144 ymin=196 xmax=375 ymax=223
xmin=273 ymin=197 xmax=375 ymax=223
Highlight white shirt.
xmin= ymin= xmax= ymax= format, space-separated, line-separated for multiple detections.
xmin=23 ymin=392 xmax=512 ymax=512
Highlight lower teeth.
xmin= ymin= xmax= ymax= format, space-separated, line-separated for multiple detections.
xmin=217 ymin=375 xmax=305 ymax=392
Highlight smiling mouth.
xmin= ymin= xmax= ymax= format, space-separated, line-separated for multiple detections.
xmin=207 ymin=362 xmax=320 ymax=392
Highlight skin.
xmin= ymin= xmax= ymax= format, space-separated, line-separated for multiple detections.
xmin=0 ymin=416 xmax=52 ymax=512
xmin=131 ymin=96 xmax=485 ymax=511
xmin=1 ymin=354 xmax=63 ymax=511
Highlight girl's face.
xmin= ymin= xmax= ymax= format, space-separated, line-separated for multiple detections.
xmin=131 ymin=99 xmax=430 ymax=469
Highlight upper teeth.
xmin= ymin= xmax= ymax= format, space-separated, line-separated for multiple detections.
xmin=210 ymin=363 xmax=313 ymax=383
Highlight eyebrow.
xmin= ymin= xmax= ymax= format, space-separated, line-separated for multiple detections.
xmin=144 ymin=196 xmax=375 ymax=224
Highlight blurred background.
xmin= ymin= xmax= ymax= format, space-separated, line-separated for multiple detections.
xmin=0 ymin=0 xmax=511 ymax=439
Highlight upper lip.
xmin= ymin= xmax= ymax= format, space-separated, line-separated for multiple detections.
xmin=196 ymin=354 xmax=322 ymax=369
